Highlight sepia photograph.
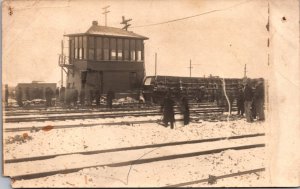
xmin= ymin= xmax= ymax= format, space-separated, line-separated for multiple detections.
xmin=1 ymin=0 xmax=299 ymax=187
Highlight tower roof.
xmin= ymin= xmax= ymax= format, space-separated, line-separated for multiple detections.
xmin=65 ymin=21 xmax=148 ymax=40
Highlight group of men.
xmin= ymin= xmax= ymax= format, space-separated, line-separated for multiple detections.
xmin=236 ymin=78 xmax=265 ymax=122
xmin=160 ymin=92 xmax=190 ymax=129
xmin=160 ymin=78 xmax=265 ymax=128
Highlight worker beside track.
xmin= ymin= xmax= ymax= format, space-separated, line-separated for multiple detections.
xmin=244 ymin=80 xmax=254 ymax=122
xmin=236 ymin=86 xmax=245 ymax=116
xmin=254 ymin=78 xmax=265 ymax=121
xmin=180 ymin=96 xmax=190 ymax=125
xmin=161 ymin=92 xmax=175 ymax=129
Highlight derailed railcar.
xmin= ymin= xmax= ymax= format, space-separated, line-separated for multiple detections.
xmin=142 ymin=75 xmax=243 ymax=105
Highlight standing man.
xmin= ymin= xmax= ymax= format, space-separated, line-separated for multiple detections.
xmin=237 ymin=86 xmax=245 ymax=116
xmin=106 ymin=89 xmax=115 ymax=109
xmin=180 ymin=96 xmax=190 ymax=125
xmin=244 ymin=80 xmax=254 ymax=122
xmin=161 ymin=92 xmax=175 ymax=129
xmin=254 ymin=78 xmax=265 ymax=121
xmin=45 ymin=87 xmax=54 ymax=107
xmin=16 ymin=87 xmax=23 ymax=107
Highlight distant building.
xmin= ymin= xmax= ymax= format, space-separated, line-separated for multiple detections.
xmin=60 ymin=21 xmax=148 ymax=98
xmin=16 ymin=82 xmax=56 ymax=100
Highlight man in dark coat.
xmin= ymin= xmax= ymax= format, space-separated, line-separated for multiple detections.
xmin=244 ymin=81 xmax=254 ymax=122
xmin=161 ymin=93 xmax=175 ymax=129
xmin=180 ymin=96 xmax=190 ymax=125
xmin=236 ymin=87 xmax=245 ymax=116
xmin=254 ymin=79 xmax=265 ymax=121
xmin=16 ymin=87 xmax=23 ymax=107
xmin=106 ymin=89 xmax=115 ymax=109
xmin=45 ymin=87 xmax=54 ymax=107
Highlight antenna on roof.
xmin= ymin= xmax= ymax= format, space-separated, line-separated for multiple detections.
xmin=102 ymin=5 xmax=110 ymax=26
xmin=120 ymin=16 xmax=132 ymax=31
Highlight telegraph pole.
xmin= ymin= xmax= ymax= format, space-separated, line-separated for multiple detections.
xmin=244 ymin=64 xmax=247 ymax=78
xmin=187 ymin=59 xmax=201 ymax=78
xmin=120 ymin=16 xmax=132 ymax=31
xmin=61 ymin=40 xmax=64 ymax=87
xmin=189 ymin=59 xmax=192 ymax=77
xmin=155 ymin=53 xmax=157 ymax=76
xmin=102 ymin=5 xmax=110 ymax=26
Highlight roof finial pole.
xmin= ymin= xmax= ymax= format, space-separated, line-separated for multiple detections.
xmin=102 ymin=5 xmax=110 ymax=26
xmin=120 ymin=16 xmax=132 ymax=31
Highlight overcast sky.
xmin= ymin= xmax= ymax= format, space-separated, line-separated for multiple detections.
xmin=3 ymin=0 xmax=271 ymax=86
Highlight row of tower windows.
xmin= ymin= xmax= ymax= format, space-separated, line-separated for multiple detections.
xmin=69 ymin=36 xmax=144 ymax=62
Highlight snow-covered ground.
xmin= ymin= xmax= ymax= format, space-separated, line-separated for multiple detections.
xmin=3 ymin=112 xmax=269 ymax=187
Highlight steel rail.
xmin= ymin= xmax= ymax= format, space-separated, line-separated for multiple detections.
xmin=5 ymin=133 xmax=264 ymax=164
xmin=4 ymin=104 xmax=222 ymax=116
xmin=5 ymin=108 xmax=236 ymax=123
xmin=10 ymin=143 xmax=265 ymax=180
xmin=164 ymin=168 xmax=266 ymax=187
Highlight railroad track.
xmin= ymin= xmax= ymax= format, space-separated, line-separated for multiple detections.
xmin=5 ymin=133 xmax=265 ymax=181
xmin=4 ymin=107 xmax=237 ymax=123
xmin=4 ymin=133 xmax=265 ymax=164
xmin=4 ymin=112 xmax=240 ymax=133
xmin=9 ymin=143 xmax=265 ymax=181
xmin=165 ymin=168 xmax=266 ymax=187
xmin=4 ymin=118 xmax=183 ymax=133
xmin=4 ymin=103 xmax=228 ymax=116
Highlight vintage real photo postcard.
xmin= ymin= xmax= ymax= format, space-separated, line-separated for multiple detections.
xmin=1 ymin=0 xmax=299 ymax=187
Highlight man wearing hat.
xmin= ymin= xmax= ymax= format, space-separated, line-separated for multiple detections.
xmin=254 ymin=78 xmax=265 ymax=121
xmin=243 ymin=79 xmax=253 ymax=122
xmin=236 ymin=85 xmax=245 ymax=116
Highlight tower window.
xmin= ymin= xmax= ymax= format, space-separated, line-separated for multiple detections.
xmin=110 ymin=38 xmax=116 ymax=60
xmin=103 ymin=38 xmax=109 ymax=60
xmin=117 ymin=39 xmax=123 ymax=60
xmin=88 ymin=36 xmax=95 ymax=60
xmin=130 ymin=40 xmax=135 ymax=61
xmin=96 ymin=37 xmax=102 ymax=61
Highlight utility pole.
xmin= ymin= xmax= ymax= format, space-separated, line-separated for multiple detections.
xmin=102 ymin=5 xmax=110 ymax=26
xmin=244 ymin=64 xmax=247 ymax=78
xmin=61 ymin=40 xmax=64 ymax=87
xmin=187 ymin=59 xmax=201 ymax=77
xmin=155 ymin=53 xmax=157 ymax=76
xmin=189 ymin=59 xmax=192 ymax=77
xmin=120 ymin=16 xmax=132 ymax=31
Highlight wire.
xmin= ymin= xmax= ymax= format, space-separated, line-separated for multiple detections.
xmin=132 ymin=0 xmax=253 ymax=28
